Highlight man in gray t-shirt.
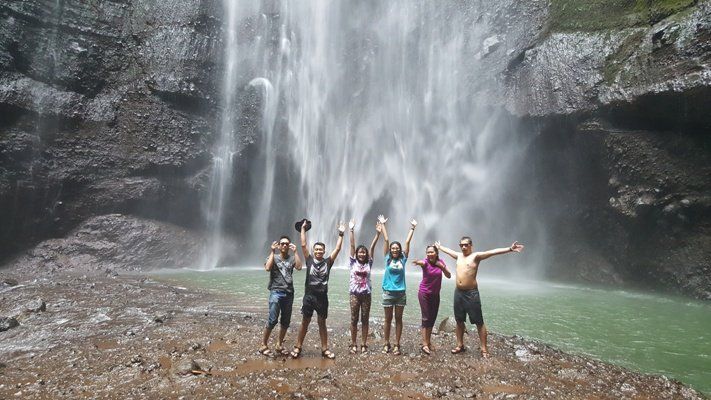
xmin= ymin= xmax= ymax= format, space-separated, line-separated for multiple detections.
xmin=269 ymin=252 xmax=296 ymax=292
xmin=289 ymin=220 xmax=345 ymax=360
xmin=259 ymin=235 xmax=302 ymax=357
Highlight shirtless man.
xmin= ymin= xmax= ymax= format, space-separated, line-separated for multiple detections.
xmin=436 ymin=237 xmax=523 ymax=358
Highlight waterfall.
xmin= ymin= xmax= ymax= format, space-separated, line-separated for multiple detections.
xmin=200 ymin=0 xmax=243 ymax=269
xmin=210 ymin=1 xmax=538 ymax=270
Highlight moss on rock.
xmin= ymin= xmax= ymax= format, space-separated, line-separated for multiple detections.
xmin=549 ymin=0 xmax=698 ymax=32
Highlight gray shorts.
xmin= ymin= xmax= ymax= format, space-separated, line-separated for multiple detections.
xmin=453 ymin=288 xmax=483 ymax=325
xmin=382 ymin=290 xmax=406 ymax=307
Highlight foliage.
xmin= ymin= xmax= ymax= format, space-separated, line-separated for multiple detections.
xmin=549 ymin=0 xmax=698 ymax=31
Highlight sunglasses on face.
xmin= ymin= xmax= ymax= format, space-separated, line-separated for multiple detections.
xmin=459 ymin=243 xmax=471 ymax=248
xmin=279 ymin=242 xmax=290 ymax=246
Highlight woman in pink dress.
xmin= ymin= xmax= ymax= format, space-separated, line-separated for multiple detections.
xmin=412 ymin=244 xmax=451 ymax=355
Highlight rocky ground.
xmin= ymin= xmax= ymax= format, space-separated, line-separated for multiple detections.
xmin=0 ymin=267 xmax=705 ymax=399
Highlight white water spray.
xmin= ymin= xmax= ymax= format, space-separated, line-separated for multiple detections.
xmin=210 ymin=2 xmax=539 ymax=272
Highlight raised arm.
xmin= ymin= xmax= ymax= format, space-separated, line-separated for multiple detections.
xmin=348 ymin=219 xmax=356 ymax=257
xmin=300 ymin=220 xmax=310 ymax=259
xmin=369 ymin=222 xmax=382 ymax=260
xmin=435 ymin=241 xmax=461 ymax=260
xmin=291 ymin=243 xmax=303 ymax=270
xmin=437 ymin=259 xmax=452 ymax=279
xmin=264 ymin=241 xmax=278 ymax=271
xmin=474 ymin=241 xmax=525 ymax=262
xmin=330 ymin=222 xmax=346 ymax=260
xmin=378 ymin=215 xmax=389 ymax=256
xmin=403 ymin=219 xmax=417 ymax=258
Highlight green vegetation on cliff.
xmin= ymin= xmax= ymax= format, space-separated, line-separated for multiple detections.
xmin=549 ymin=0 xmax=698 ymax=31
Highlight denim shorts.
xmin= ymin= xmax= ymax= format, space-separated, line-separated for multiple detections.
xmin=382 ymin=290 xmax=406 ymax=307
xmin=266 ymin=290 xmax=294 ymax=329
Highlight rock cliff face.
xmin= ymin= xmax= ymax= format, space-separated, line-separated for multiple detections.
xmin=0 ymin=0 xmax=709 ymax=298
xmin=0 ymin=0 xmax=229 ymax=261
xmin=486 ymin=0 xmax=711 ymax=299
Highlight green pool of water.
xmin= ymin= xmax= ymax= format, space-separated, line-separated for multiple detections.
xmin=152 ymin=266 xmax=711 ymax=394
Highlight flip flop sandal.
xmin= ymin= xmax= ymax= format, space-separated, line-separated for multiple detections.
xmin=321 ymin=349 xmax=336 ymax=359
xmin=360 ymin=345 xmax=369 ymax=354
xmin=349 ymin=344 xmax=358 ymax=355
xmin=480 ymin=349 xmax=490 ymax=359
xmin=258 ymin=346 xmax=274 ymax=357
xmin=451 ymin=346 xmax=467 ymax=355
xmin=392 ymin=345 xmax=402 ymax=356
xmin=290 ymin=346 xmax=302 ymax=359
xmin=274 ymin=346 xmax=290 ymax=356
xmin=381 ymin=343 xmax=391 ymax=354
xmin=420 ymin=345 xmax=431 ymax=355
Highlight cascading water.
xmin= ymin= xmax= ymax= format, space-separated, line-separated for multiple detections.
xmin=200 ymin=0 xmax=242 ymax=269
xmin=212 ymin=1 xmax=543 ymax=271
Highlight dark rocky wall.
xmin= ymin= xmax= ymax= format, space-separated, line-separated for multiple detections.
xmin=508 ymin=2 xmax=711 ymax=299
xmin=0 ymin=0 xmax=709 ymax=298
xmin=0 ymin=0 xmax=229 ymax=261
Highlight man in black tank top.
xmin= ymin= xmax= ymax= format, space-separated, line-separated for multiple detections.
xmin=290 ymin=220 xmax=345 ymax=359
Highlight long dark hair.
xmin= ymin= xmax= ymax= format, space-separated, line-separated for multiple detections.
xmin=355 ymin=245 xmax=369 ymax=261
xmin=389 ymin=241 xmax=402 ymax=259
xmin=425 ymin=245 xmax=439 ymax=262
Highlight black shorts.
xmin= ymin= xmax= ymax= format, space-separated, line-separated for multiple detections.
xmin=301 ymin=291 xmax=329 ymax=319
xmin=453 ymin=288 xmax=484 ymax=325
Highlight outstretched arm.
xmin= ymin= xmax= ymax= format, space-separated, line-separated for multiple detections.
xmin=330 ymin=222 xmax=346 ymax=260
xmin=291 ymin=243 xmax=303 ymax=270
xmin=369 ymin=222 xmax=382 ymax=260
xmin=435 ymin=241 xmax=461 ymax=260
xmin=265 ymin=241 xmax=278 ymax=271
xmin=378 ymin=215 xmax=389 ymax=256
xmin=300 ymin=220 xmax=310 ymax=259
xmin=475 ymin=241 xmax=524 ymax=262
xmin=403 ymin=219 xmax=417 ymax=258
xmin=349 ymin=219 xmax=356 ymax=257
xmin=411 ymin=259 xmax=425 ymax=267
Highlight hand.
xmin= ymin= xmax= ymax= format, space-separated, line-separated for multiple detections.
xmin=348 ymin=219 xmax=355 ymax=230
xmin=410 ymin=219 xmax=418 ymax=229
xmin=300 ymin=219 xmax=307 ymax=232
xmin=377 ymin=214 xmax=388 ymax=224
xmin=337 ymin=221 xmax=346 ymax=234
xmin=510 ymin=241 xmax=524 ymax=253
xmin=434 ymin=241 xmax=441 ymax=250
xmin=271 ymin=241 xmax=278 ymax=251
xmin=375 ymin=222 xmax=382 ymax=233
xmin=289 ymin=243 xmax=297 ymax=252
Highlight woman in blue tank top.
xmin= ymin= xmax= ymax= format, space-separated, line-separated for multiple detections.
xmin=378 ymin=215 xmax=417 ymax=356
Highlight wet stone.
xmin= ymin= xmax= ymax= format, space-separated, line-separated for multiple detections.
xmin=1 ymin=278 xmax=18 ymax=288
xmin=153 ymin=313 xmax=169 ymax=323
xmin=24 ymin=298 xmax=47 ymax=313
xmin=0 ymin=316 xmax=20 ymax=331
xmin=174 ymin=359 xmax=200 ymax=375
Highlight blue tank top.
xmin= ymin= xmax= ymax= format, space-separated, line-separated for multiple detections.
xmin=382 ymin=254 xmax=407 ymax=292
